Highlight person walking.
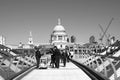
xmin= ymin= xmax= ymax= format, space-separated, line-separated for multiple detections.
xmin=65 ymin=46 xmax=70 ymax=62
xmin=53 ymin=46 xmax=60 ymax=68
xmin=35 ymin=46 xmax=41 ymax=68
xmin=61 ymin=49 xmax=68 ymax=67
xmin=50 ymin=48 xmax=55 ymax=68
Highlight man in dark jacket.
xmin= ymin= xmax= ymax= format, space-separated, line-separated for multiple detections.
xmin=50 ymin=48 xmax=55 ymax=68
xmin=61 ymin=49 xmax=68 ymax=67
xmin=35 ymin=47 xmax=41 ymax=68
xmin=53 ymin=46 xmax=60 ymax=68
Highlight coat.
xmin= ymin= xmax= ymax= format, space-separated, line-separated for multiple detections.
xmin=35 ymin=50 xmax=41 ymax=58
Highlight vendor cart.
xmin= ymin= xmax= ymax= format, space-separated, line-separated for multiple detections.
xmin=39 ymin=56 xmax=48 ymax=69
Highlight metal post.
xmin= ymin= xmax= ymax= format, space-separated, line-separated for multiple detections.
xmin=20 ymin=56 xmax=24 ymax=70
xmin=99 ymin=57 xmax=107 ymax=77
xmin=106 ymin=58 xmax=117 ymax=80
xmin=8 ymin=57 xmax=13 ymax=78
xmin=96 ymin=58 xmax=100 ymax=72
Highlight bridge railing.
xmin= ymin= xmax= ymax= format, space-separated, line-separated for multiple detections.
xmin=73 ymin=43 xmax=120 ymax=80
xmin=0 ymin=47 xmax=36 ymax=80
xmin=70 ymin=58 xmax=109 ymax=80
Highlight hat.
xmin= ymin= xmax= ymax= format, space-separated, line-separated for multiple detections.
xmin=54 ymin=46 xmax=57 ymax=48
xmin=34 ymin=46 xmax=39 ymax=50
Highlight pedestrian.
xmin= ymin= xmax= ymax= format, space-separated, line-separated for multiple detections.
xmin=61 ymin=49 xmax=68 ymax=67
xmin=60 ymin=50 xmax=64 ymax=63
xmin=53 ymin=46 xmax=60 ymax=68
xmin=35 ymin=46 xmax=41 ymax=68
xmin=65 ymin=46 xmax=70 ymax=62
xmin=50 ymin=48 xmax=55 ymax=68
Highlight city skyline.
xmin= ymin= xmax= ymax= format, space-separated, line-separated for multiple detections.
xmin=0 ymin=0 xmax=120 ymax=45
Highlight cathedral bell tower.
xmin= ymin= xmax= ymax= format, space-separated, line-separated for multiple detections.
xmin=28 ymin=31 xmax=33 ymax=45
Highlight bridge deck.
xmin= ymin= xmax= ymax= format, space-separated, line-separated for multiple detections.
xmin=20 ymin=62 xmax=91 ymax=80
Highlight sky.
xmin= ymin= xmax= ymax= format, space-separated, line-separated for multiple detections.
xmin=0 ymin=0 xmax=120 ymax=45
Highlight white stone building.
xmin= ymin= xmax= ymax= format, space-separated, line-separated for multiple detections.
xmin=0 ymin=35 xmax=5 ymax=45
xmin=50 ymin=19 xmax=68 ymax=50
xmin=28 ymin=31 xmax=33 ymax=45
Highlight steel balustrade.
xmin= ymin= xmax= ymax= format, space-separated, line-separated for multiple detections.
xmin=74 ymin=44 xmax=120 ymax=80
xmin=0 ymin=48 xmax=36 ymax=80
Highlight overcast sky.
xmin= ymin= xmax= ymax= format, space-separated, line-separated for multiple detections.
xmin=0 ymin=0 xmax=120 ymax=45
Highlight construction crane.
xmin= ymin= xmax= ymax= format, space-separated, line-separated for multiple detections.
xmin=99 ymin=18 xmax=114 ymax=44
xmin=99 ymin=24 xmax=111 ymax=45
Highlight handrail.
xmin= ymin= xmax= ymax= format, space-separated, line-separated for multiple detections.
xmin=8 ymin=65 xmax=36 ymax=80
xmin=76 ymin=44 xmax=120 ymax=80
xmin=70 ymin=59 xmax=110 ymax=80
xmin=0 ymin=48 xmax=36 ymax=80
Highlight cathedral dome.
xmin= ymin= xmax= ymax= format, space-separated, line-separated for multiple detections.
xmin=53 ymin=19 xmax=65 ymax=32
xmin=53 ymin=25 xmax=65 ymax=32
xmin=51 ymin=19 xmax=68 ymax=50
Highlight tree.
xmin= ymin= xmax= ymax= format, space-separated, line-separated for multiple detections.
xmin=89 ymin=35 xmax=95 ymax=44
xmin=71 ymin=35 xmax=76 ymax=43
xmin=67 ymin=38 xmax=69 ymax=42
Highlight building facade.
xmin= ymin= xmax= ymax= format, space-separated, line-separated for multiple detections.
xmin=28 ymin=31 xmax=33 ymax=45
xmin=0 ymin=35 xmax=5 ymax=45
xmin=50 ymin=19 xmax=68 ymax=49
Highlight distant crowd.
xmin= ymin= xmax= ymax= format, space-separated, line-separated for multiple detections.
xmin=34 ymin=46 xmax=72 ymax=69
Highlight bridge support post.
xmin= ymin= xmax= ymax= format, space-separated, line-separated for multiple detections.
xmin=8 ymin=58 xmax=13 ymax=78
xmin=99 ymin=57 xmax=107 ymax=77
xmin=95 ymin=59 xmax=100 ymax=72
xmin=106 ymin=58 xmax=117 ymax=80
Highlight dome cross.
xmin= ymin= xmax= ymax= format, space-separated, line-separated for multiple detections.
xmin=58 ymin=18 xmax=61 ymax=25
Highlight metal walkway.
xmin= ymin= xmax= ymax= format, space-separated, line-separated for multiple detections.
xmin=20 ymin=62 xmax=91 ymax=80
